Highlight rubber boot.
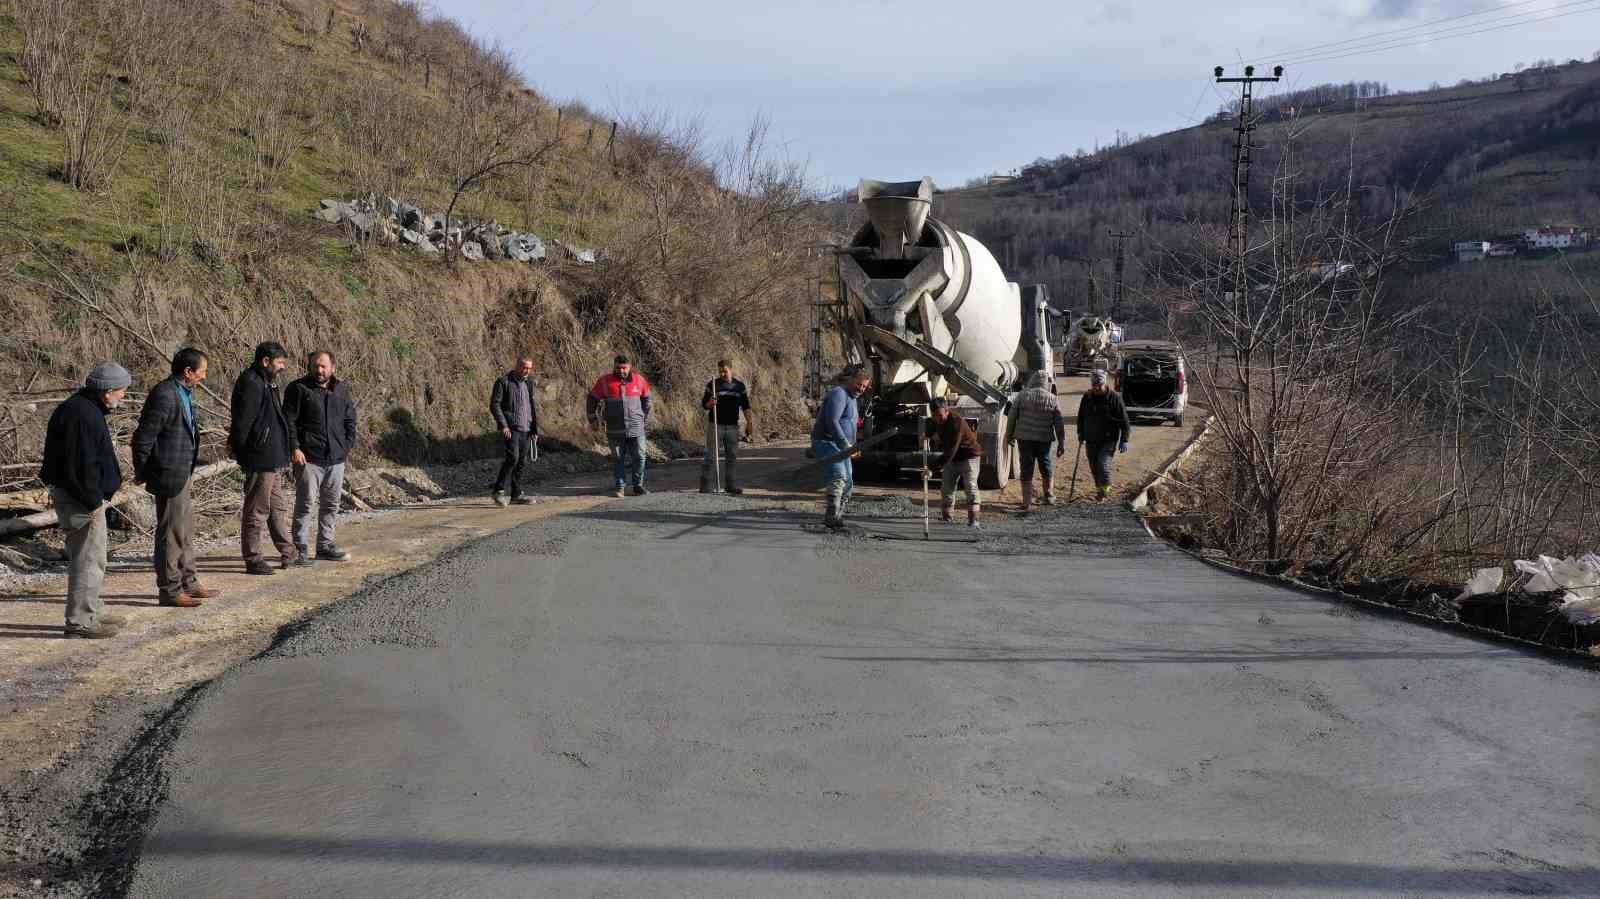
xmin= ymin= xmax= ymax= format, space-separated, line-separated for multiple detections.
xmin=967 ymin=506 xmax=981 ymax=529
xmin=940 ymin=501 xmax=954 ymax=523
xmin=1020 ymin=480 xmax=1033 ymax=515
xmin=724 ymin=463 xmax=742 ymax=495
xmin=823 ymin=494 xmax=844 ymax=530
xmin=699 ymin=476 xmax=713 ymax=494
xmin=1042 ymin=476 xmax=1055 ymax=505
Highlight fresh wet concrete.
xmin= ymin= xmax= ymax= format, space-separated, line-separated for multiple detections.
xmin=130 ymin=495 xmax=1600 ymax=896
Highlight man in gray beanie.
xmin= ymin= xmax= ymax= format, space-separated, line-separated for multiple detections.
xmin=40 ymin=362 xmax=132 ymax=638
xmin=1076 ymin=368 xmax=1130 ymax=501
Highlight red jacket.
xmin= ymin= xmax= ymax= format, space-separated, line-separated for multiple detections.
xmin=587 ymin=372 xmax=652 ymax=436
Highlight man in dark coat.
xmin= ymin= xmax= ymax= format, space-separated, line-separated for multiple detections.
xmin=489 ymin=356 xmax=539 ymax=506
xmin=284 ymin=350 xmax=358 ymax=565
xmin=229 ymin=341 xmax=293 ymax=575
xmin=1076 ymin=369 xmax=1131 ymax=500
xmin=40 ymin=362 xmax=131 ymax=638
xmin=132 ymin=347 xmax=218 ymax=607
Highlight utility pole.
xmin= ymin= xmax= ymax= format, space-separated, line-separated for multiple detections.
xmin=1107 ymin=229 xmax=1133 ymax=319
xmin=1214 ymin=64 xmax=1282 ymax=327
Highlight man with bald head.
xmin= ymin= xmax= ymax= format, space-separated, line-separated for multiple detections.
xmin=490 ymin=356 xmax=540 ymax=506
xmin=284 ymin=350 xmax=357 ymax=564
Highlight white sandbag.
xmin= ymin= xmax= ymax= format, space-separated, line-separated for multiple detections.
xmin=1454 ymin=567 xmax=1504 ymax=604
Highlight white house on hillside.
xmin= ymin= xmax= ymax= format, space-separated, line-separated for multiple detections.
xmin=1523 ymin=227 xmax=1589 ymax=249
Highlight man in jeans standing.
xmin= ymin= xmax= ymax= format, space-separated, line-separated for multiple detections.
xmin=699 ymin=359 xmax=754 ymax=494
xmin=41 ymin=362 xmax=131 ymax=638
xmin=489 ymin=356 xmax=539 ymax=506
xmin=1006 ymin=370 xmax=1066 ymax=514
xmin=230 ymin=341 xmax=294 ymax=575
xmin=929 ymin=397 xmax=985 ymax=528
xmin=132 ymin=347 xmax=218 ymax=607
xmin=587 ymin=355 xmax=652 ymax=498
xmin=284 ymin=350 xmax=357 ymax=566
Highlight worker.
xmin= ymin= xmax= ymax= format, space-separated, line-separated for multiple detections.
xmin=489 ymin=356 xmax=540 ymax=507
xmin=700 ymin=359 xmax=753 ymax=494
xmin=587 ymin=355 xmax=652 ymax=497
xmin=40 ymin=362 xmax=131 ymax=638
xmin=131 ymin=347 xmax=218 ymax=608
xmin=929 ymin=397 xmax=984 ymax=528
xmin=811 ymin=366 xmax=871 ymax=530
xmin=1076 ymin=369 xmax=1130 ymax=501
xmin=284 ymin=350 xmax=358 ymax=565
xmin=230 ymin=341 xmax=294 ymax=575
xmin=1007 ymin=370 xmax=1066 ymax=514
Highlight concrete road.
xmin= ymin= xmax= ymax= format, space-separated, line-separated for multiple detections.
xmin=131 ymin=495 xmax=1599 ymax=896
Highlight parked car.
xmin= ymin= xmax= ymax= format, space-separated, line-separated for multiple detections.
xmin=1114 ymin=340 xmax=1187 ymax=427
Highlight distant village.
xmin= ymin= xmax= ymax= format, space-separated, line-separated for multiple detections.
xmin=1453 ymin=226 xmax=1593 ymax=262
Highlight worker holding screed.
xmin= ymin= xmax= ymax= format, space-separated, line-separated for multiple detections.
xmin=811 ymin=365 xmax=871 ymax=530
xmin=928 ymin=397 xmax=984 ymax=529
xmin=699 ymin=359 xmax=753 ymax=495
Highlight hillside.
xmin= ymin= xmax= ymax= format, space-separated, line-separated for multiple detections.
xmin=0 ymin=0 xmax=825 ymax=478
xmin=937 ymin=60 xmax=1600 ymax=323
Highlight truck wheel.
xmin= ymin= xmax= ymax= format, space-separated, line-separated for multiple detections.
xmin=979 ymin=436 xmax=1011 ymax=490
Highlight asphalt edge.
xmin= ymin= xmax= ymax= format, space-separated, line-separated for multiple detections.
xmin=41 ymin=509 xmax=568 ymax=898
xmin=1128 ymin=417 xmax=1600 ymax=673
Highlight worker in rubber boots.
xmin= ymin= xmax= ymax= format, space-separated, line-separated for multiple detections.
xmin=929 ymin=397 xmax=984 ymax=529
xmin=1007 ymin=370 xmax=1066 ymax=514
xmin=1076 ymin=369 xmax=1130 ymax=501
xmin=699 ymin=359 xmax=753 ymax=494
xmin=811 ymin=366 xmax=870 ymax=530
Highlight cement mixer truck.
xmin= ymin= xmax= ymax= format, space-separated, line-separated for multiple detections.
xmin=813 ymin=177 xmax=1053 ymax=489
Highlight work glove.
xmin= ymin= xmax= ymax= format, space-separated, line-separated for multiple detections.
xmin=1118 ymin=441 xmax=1129 ymax=454
xmin=1055 ymin=444 xmax=1066 ymax=458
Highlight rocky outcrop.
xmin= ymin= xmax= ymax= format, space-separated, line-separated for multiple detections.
xmin=313 ymin=195 xmax=600 ymax=266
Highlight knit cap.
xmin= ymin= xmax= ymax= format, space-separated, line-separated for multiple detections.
xmin=85 ymin=361 xmax=132 ymax=391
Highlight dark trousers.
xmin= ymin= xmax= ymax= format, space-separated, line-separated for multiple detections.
xmin=1085 ymin=440 xmax=1116 ymax=489
xmin=495 ymin=430 xmax=534 ymax=497
xmin=154 ymin=477 xmax=198 ymax=598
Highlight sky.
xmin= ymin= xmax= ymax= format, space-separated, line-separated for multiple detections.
xmin=445 ymin=0 xmax=1600 ymax=192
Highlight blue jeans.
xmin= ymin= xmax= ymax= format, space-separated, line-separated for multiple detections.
xmin=1017 ymin=439 xmax=1054 ymax=481
xmin=812 ymin=438 xmax=853 ymax=503
xmin=609 ymin=435 xmax=647 ymax=488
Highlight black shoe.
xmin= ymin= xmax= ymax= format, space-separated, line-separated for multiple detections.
xmin=290 ymin=550 xmax=315 ymax=568
xmin=64 ymin=622 xmax=119 ymax=639
xmin=511 ymin=495 xmax=536 ymax=505
xmin=246 ymin=561 xmax=276 ymax=576
xmin=823 ymin=516 xmax=845 ymax=531
xmin=632 ymin=485 xmax=649 ymax=496
xmin=316 ymin=546 xmax=351 ymax=562
xmin=726 ymin=486 xmax=744 ymax=495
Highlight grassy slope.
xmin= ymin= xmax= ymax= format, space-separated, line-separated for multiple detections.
xmin=937 ymin=61 xmax=1600 ymax=319
xmin=0 ymin=1 xmax=816 ymax=470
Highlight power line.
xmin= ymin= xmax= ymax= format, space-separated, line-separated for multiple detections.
xmin=1252 ymin=0 xmax=1559 ymax=62
xmin=1277 ymin=2 xmax=1600 ymax=67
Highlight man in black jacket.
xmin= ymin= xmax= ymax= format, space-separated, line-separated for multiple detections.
xmin=1076 ymin=369 xmax=1131 ymax=501
xmin=283 ymin=350 xmax=357 ymax=565
xmin=132 ymin=347 xmax=218 ymax=607
xmin=41 ymin=362 xmax=131 ymax=638
xmin=489 ymin=357 xmax=539 ymax=506
xmin=229 ymin=341 xmax=294 ymax=575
